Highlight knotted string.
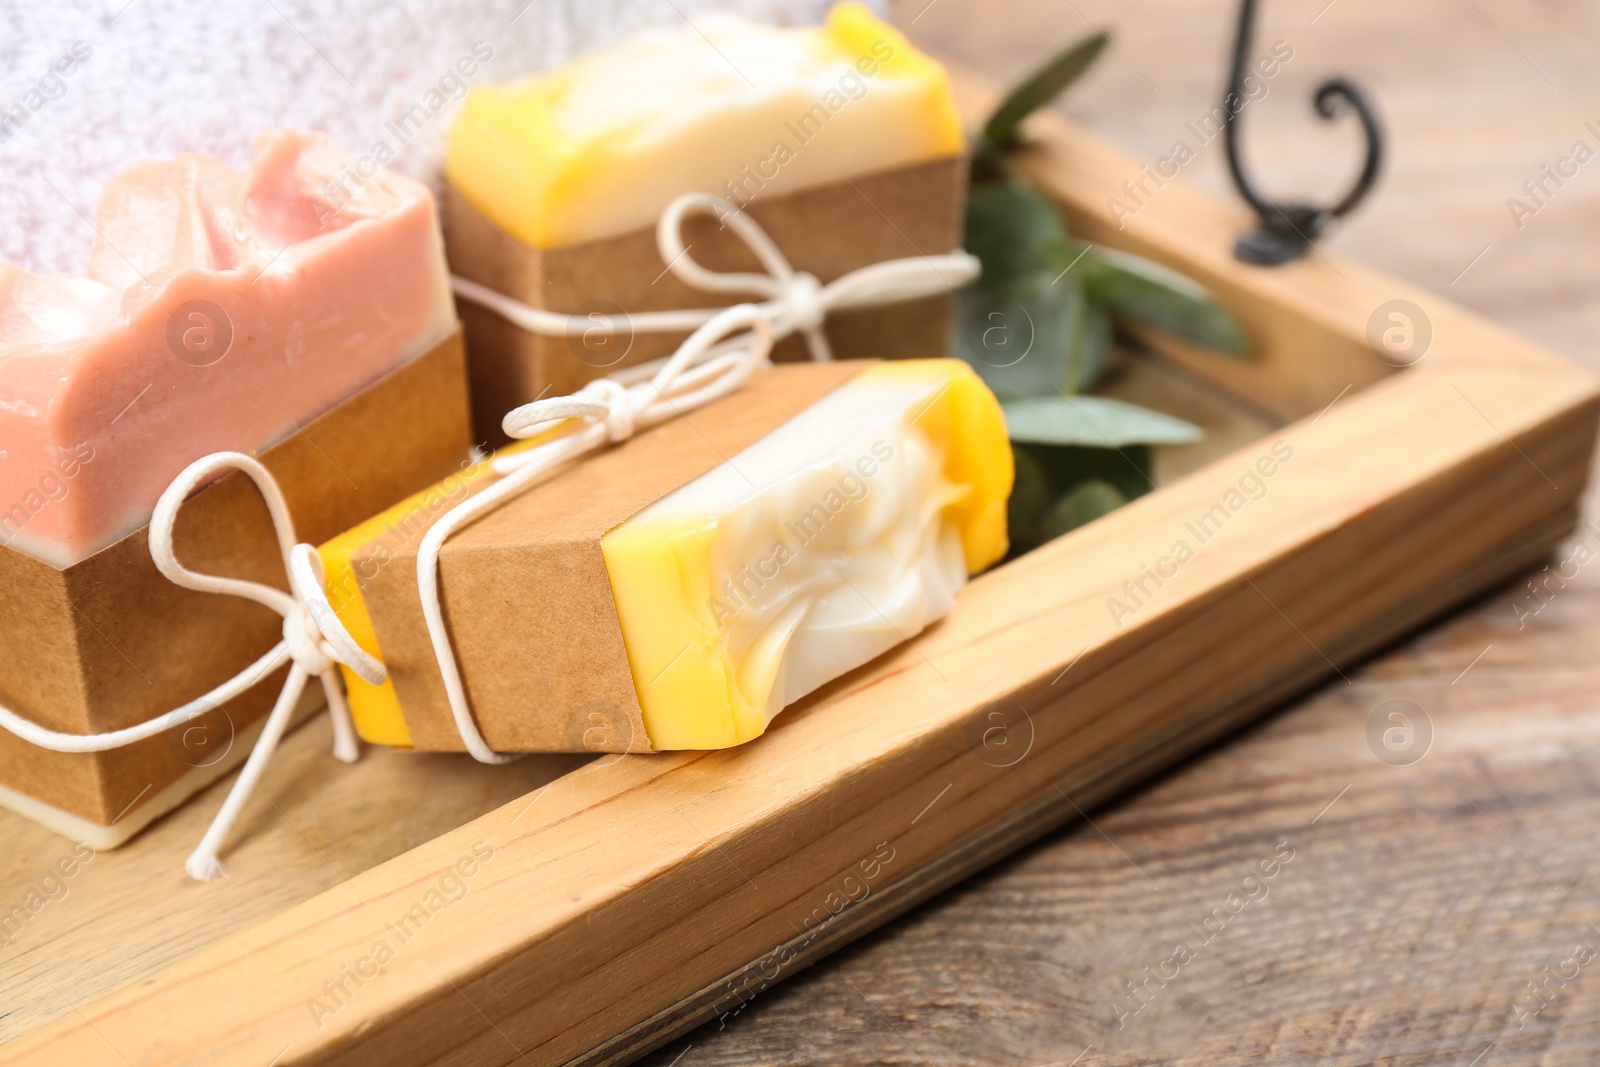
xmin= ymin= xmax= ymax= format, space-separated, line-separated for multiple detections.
xmin=0 ymin=193 xmax=978 ymax=878
xmin=432 ymin=193 xmax=978 ymax=761
xmin=416 ymin=303 xmax=775 ymax=763
xmin=449 ymin=192 xmax=980 ymax=365
xmin=0 ymin=453 xmax=385 ymax=882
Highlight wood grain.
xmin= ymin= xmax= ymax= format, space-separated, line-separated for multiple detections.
xmin=629 ymin=3 xmax=1600 ymax=1065
xmin=4 ymin=4 xmax=1600 ymax=1065
xmin=0 ymin=714 xmax=583 ymax=1044
xmin=0 ymin=345 xmax=1247 ymax=1048
xmin=3 ymin=38 xmax=1597 ymax=1067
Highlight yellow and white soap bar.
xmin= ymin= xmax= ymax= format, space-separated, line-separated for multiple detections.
xmin=446 ymin=2 xmax=964 ymax=248
xmin=603 ymin=359 xmax=1009 ymax=749
xmin=321 ymin=360 xmax=1010 ymax=752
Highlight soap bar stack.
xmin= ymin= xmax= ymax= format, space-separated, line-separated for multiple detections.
xmin=0 ymin=131 xmax=473 ymax=844
xmin=0 ymin=5 xmax=1004 ymax=856
xmin=444 ymin=2 xmax=969 ymax=443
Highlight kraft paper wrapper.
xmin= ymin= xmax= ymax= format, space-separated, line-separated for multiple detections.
xmin=354 ymin=360 xmax=869 ymax=754
xmin=446 ymin=155 xmax=967 ymax=446
xmin=0 ymin=330 xmax=474 ymax=827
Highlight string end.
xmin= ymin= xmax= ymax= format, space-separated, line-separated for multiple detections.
xmin=331 ymin=732 xmax=360 ymax=764
xmin=186 ymin=849 xmax=227 ymax=883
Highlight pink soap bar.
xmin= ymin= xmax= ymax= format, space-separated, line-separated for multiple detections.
xmin=0 ymin=130 xmax=455 ymax=566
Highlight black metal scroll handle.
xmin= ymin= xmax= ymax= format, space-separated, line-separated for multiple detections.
xmin=1223 ymin=0 xmax=1383 ymax=265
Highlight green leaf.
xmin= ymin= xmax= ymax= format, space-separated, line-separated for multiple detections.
xmin=1067 ymin=292 xmax=1113 ymax=394
xmin=1005 ymin=442 xmax=1153 ymax=557
xmin=956 ymin=268 xmax=1086 ymax=400
xmin=962 ymin=181 xmax=1069 ymax=289
xmin=1041 ymin=478 xmax=1127 ymax=539
xmin=1002 ymin=395 xmax=1203 ymax=447
xmin=958 ymin=182 xmax=1119 ymax=399
xmin=1082 ymin=246 xmax=1251 ymax=356
xmin=982 ymin=32 xmax=1112 ymax=150
xmin=1006 ymin=443 xmax=1052 ymax=552
xmin=1027 ymin=441 xmax=1154 ymax=503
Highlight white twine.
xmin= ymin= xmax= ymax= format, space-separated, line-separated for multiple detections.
xmin=0 ymin=453 xmax=385 ymax=881
xmin=435 ymin=193 xmax=979 ymax=761
xmin=451 ymin=192 xmax=980 ymax=365
xmin=0 ymin=193 xmax=977 ymax=880
xmin=416 ymin=302 xmax=776 ymax=764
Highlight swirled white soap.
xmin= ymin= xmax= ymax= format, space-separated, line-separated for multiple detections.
xmin=321 ymin=359 xmax=1011 ymax=752
xmin=446 ymin=2 xmax=963 ymax=248
xmin=600 ymin=359 xmax=1009 ymax=749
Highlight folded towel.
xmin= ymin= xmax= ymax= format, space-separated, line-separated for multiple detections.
xmin=0 ymin=0 xmax=842 ymax=274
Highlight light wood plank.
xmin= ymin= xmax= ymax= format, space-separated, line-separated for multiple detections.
xmin=651 ymin=3 xmax=1600 ymax=1063
xmin=3 ymin=76 xmax=1595 ymax=1064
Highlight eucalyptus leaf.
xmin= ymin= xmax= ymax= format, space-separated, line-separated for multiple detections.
xmin=1006 ymin=443 xmax=1052 ymax=552
xmin=1002 ymin=395 xmax=1203 ymax=447
xmin=953 ymin=262 xmax=1120 ymax=399
xmin=1069 ymin=292 xmax=1114 ymax=394
xmin=1083 ymin=246 xmax=1250 ymax=356
xmin=1041 ymin=478 xmax=1127 ymax=540
xmin=958 ymin=182 xmax=1116 ymax=398
xmin=1026 ymin=442 xmax=1154 ymax=504
xmin=982 ymin=32 xmax=1112 ymax=150
xmin=1005 ymin=442 xmax=1153 ymax=557
xmin=963 ymin=180 xmax=1069 ymax=289
xmin=956 ymin=265 xmax=1084 ymax=399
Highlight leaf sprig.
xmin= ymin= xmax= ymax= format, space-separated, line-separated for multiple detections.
xmin=955 ymin=32 xmax=1251 ymax=555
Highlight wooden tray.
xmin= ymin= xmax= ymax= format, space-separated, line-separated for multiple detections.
xmin=3 ymin=69 xmax=1597 ymax=1066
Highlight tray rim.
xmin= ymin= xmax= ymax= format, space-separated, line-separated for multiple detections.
xmin=5 ymin=65 xmax=1599 ymax=1067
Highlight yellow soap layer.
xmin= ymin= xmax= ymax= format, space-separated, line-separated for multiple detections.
xmin=446 ymin=3 xmax=965 ymax=248
xmin=601 ymin=358 xmax=1011 ymax=751
xmin=324 ymin=361 xmax=1010 ymax=752
xmin=317 ymin=457 xmax=497 ymax=747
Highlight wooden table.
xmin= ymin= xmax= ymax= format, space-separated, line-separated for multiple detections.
xmin=638 ymin=2 xmax=1600 ymax=1063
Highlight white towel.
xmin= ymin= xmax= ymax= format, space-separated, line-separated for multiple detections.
xmin=0 ymin=0 xmax=848 ymax=275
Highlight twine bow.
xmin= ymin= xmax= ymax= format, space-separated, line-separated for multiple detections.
xmin=417 ymin=302 xmax=774 ymax=764
xmin=0 ymin=194 xmax=978 ymax=881
xmin=0 ymin=453 xmax=384 ymax=882
xmin=427 ymin=193 xmax=979 ymax=763
xmin=148 ymin=453 xmax=386 ymax=880
xmin=449 ymin=192 xmax=980 ymax=365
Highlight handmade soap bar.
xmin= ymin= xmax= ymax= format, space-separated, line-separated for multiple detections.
xmin=0 ymin=329 xmax=474 ymax=841
xmin=0 ymin=129 xmax=455 ymax=565
xmin=604 ymin=360 xmax=1009 ymax=749
xmin=443 ymin=3 xmax=968 ymax=442
xmin=321 ymin=359 xmax=1010 ymax=753
xmin=446 ymin=2 xmax=963 ymax=248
